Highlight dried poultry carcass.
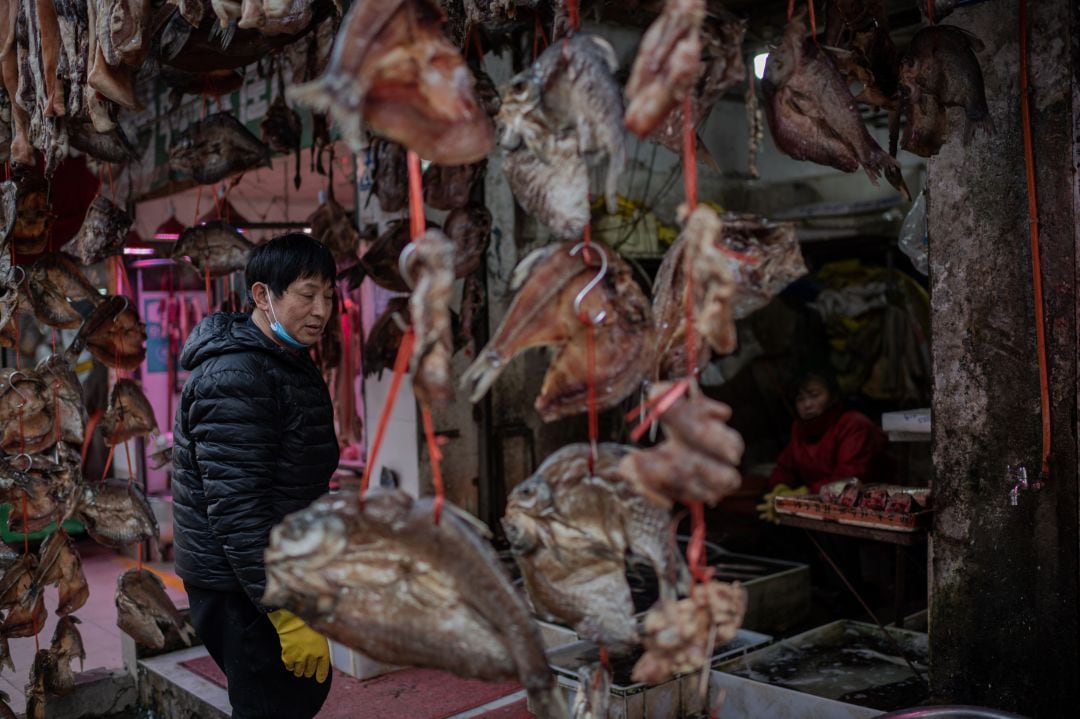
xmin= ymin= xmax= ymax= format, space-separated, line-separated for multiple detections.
xmin=116 ymin=568 xmax=196 ymax=649
xmin=422 ymin=160 xmax=485 ymax=211
xmin=36 ymin=353 xmax=87 ymax=446
xmin=370 ymin=137 xmax=408 ymax=213
xmin=36 ymin=529 xmax=88 ymax=616
xmin=76 ymin=479 xmax=159 ymax=549
xmin=238 ymin=0 xmax=316 ymax=37
xmin=403 ymin=229 xmax=455 ymax=405
xmin=0 ymin=0 xmax=33 ymax=166
xmin=290 ymin=0 xmax=493 ymax=165
xmin=619 ymin=383 xmax=744 ymax=507
xmin=644 ymin=6 xmax=746 ymax=165
xmin=171 ymin=221 xmax=253 ymax=277
xmin=0 ymin=183 xmax=17 ymax=332
xmin=443 ymin=202 xmax=491 ymax=278
xmin=762 ymin=12 xmax=909 ymax=199
xmin=0 ymin=368 xmax=54 ymax=453
xmin=61 ymin=195 xmax=133 ymax=265
xmin=503 ymin=443 xmax=686 ymax=653
xmin=823 ymin=0 xmax=900 ymax=111
xmin=264 ymin=489 xmax=567 ymax=718
xmin=497 ymin=33 xmax=625 ymax=219
xmin=898 ymin=25 xmax=989 ymax=158
xmin=632 ymin=580 xmax=746 ymax=684
xmin=87 ymin=0 xmax=139 ymax=110
xmin=25 ymin=253 xmax=101 ymax=329
xmin=101 ymin=378 xmax=159 ymax=445
xmin=308 ymin=190 xmax=360 ymax=263
xmin=169 ymin=112 xmax=272 ymax=185
xmin=625 ymin=0 xmax=705 ymax=138
xmin=363 ymin=296 xmax=411 ymax=378
xmin=462 ymin=241 xmax=654 ymax=421
xmin=66 ymin=295 xmax=147 ymax=370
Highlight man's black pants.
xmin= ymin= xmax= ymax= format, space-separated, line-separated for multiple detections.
xmin=185 ymin=584 xmax=332 ymax=719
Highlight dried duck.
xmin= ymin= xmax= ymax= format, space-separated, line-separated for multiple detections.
xmin=461 ymin=241 xmax=653 ymax=422
xmin=264 ymin=489 xmax=566 ymax=718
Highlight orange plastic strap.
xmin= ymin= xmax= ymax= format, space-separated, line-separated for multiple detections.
xmin=628 ymin=378 xmax=690 ymax=443
xmin=204 ymin=263 xmax=212 ymax=311
xmin=82 ymin=408 xmax=104 ymax=467
xmin=420 ymin=406 xmax=445 ymax=524
xmin=1019 ymin=0 xmax=1051 ymax=478
xmin=687 ymin=502 xmax=714 ymax=583
xmin=359 ymin=329 xmax=416 ymax=499
xmin=407 ymin=151 xmax=425 ymax=240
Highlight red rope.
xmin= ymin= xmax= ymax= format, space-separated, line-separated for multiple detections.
xmin=82 ymin=408 xmax=104 ymax=467
xmin=1019 ymin=0 xmax=1051 ymax=480
xmin=359 ymin=329 xmax=416 ymax=499
xmin=627 ymin=378 xmax=691 ymax=443
xmin=407 ymin=151 xmax=425 ymax=240
xmin=927 ymin=0 xmax=936 ymax=24
xmin=787 ymin=0 xmax=817 ymax=38
xmin=687 ymin=502 xmax=714 ymax=583
xmin=100 ymin=444 xmax=116 ymax=483
xmin=204 ymin=263 xmax=212 ymax=311
xmin=567 ymin=0 xmax=580 ymax=31
xmin=420 ymin=407 xmax=445 ymax=523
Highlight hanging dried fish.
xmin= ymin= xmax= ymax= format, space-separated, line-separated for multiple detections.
xmin=61 ymin=195 xmax=133 ymax=265
xmin=422 ymin=161 xmax=485 ymax=211
xmin=260 ymin=71 xmax=302 ymax=189
xmin=36 ymin=531 xmax=89 ymax=617
xmin=171 ymin=221 xmax=253 ymax=277
xmin=25 ymin=253 xmax=101 ymax=329
xmin=10 ymin=168 xmax=53 ymax=255
xmin=169 ymin=112 xmax=272 ymax=185
xmin=370 ymin=138 xmax=408 ymax=213
xmin=76 ymin=479 xmax=159 ymax=549
xmin=461 ymin=242 xmax=654 ymax=421
xmin=36 ymin=353 xmax=87 ymax=446
xmin=289 ymin=0 xmax=493 ymax=164
xmin=116 ymin=568 xmax=196 ymax=649
xmin=0 ymin=369 xmax=54 ymax=453
xmin=101 ymin=378 xmax=159 ymax=445
xmin=66 ymin=295 xmax=147 ymax=370
xmin=308 ymin=191 xmax=361 ymax=263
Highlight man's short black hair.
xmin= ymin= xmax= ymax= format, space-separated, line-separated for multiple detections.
xmin=245 ymin=232 xmax=336 ymax=298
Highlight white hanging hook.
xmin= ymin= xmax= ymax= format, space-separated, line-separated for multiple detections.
xmin=4 ymin=371 xmax=32 ymax=408
xmin=569 ymin=242 xmax=608 ymax=325
xmin=112 ymin=295 xmax=130 ymax=322
xmin=398 ymin=243 xmax=418 ymax=291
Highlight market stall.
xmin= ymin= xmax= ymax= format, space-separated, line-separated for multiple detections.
xmin=2 ymin=0 xmax=1075 ymax=718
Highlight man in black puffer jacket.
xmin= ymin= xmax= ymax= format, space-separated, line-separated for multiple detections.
xmin=172 ymin=234 xmax=339 ymax=719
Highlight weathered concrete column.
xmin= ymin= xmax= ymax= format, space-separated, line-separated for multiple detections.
xmin=928 ymin=1 xmax=1079 ymax=716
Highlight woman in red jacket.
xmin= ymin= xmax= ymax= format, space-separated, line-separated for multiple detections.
xmin=768 ymin=371 xmax=889 ymax=495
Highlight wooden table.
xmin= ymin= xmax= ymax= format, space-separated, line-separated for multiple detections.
xmin=777 ymin=514 xmax=928 ymax=627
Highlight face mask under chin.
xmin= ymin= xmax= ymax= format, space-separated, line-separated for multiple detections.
xmin=263 ymin=288 xmax=313 ymax=350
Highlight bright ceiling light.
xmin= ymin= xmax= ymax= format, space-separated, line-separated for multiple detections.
xmin=754 ymin=52 xmax=769 ymax=80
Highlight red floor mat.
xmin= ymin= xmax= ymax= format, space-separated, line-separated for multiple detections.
xmin=179 ymin=656 xmax=522 ymax=719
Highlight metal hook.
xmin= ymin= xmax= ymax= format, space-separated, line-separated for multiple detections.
xmin=4 ymin=371 xmax=32 ymax=407
xmin=390 ymin=312 xmax=410 ymax=332
xmin=12 ymin=453 xmax=32 ymax=472
xmin=113 ymin=296 xmax=130 ymax=322
xmin=398 ymin=243 xmax=418 ymax=291
xmin=10 ymin=265 xmax=25 ymax=285
xmin=569 ymin=243 xmax=607 ymax=325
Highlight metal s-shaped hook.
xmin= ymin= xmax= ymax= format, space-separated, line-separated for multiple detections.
xmin=4 ymin=371 xmax=32 ymax=408
xmin=12 ymin=453 xmax=32 ymax=472
xmin=113 ymin=296 xmax=130 ymax=322
xmin=569 ymin=242 xmax=607 ymax=325
xmin=398 ymin=243 xmax=418 ymax=291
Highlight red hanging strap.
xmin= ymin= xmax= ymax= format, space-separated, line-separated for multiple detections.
xmin=407 ymin=151 xmax=425 ymax=240
xmin=359 ymin=329 xmax=416 ymax=498
xmin=82 ymin=408 xmax=104 ymax=467
xmin=1019 ymin=0 xmax=1051 ymax=481
xmin=567 ymin=0 xmax=580 ymax=31
xmin=927 ymin=0 xmax=936 ymax=24
xmin=787 ymin=0 xmax=817 ymax=38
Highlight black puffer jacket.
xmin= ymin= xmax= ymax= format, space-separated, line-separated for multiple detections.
xmin=172 ymin=312 xmax=338 ymax=609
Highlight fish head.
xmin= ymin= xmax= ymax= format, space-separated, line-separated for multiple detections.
xmin=506 ymin=475 xmax=554 ymax=517
xmin=501 ymin=510 xmax=540 ymax=555
xmin=264 ymin=497 xmax=350 ymax=610
xmin=762 ymin=13 xmax=809 ymax=92
xmin=496 ymin=71 xmax=543 ymax=150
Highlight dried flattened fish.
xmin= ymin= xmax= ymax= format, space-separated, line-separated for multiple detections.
xmin=116 ymin=568 xmax=196 ymax=649
xmin=5 ymin=452 xmax=83 ymax=533
xmin=405 ymin=229 xmax=455 ymax=406
xmin=169 ymin=112 xmax=272 ymax=185
xmin=0 ymin=554 xmax=46 ymax=638
xmin=462 ymin=242 xmax=654 ymax=422
xmin=308 ymin=193 xmax=360 ymax=263
xmin=824 ymin=0 xmax=899 ymax=110
xmin=171 ymin=221 xmax=253 ymax=277
xmin=0 ymin=182 xmax=16 ymax=331
xmin=625 ymin=0 xmax=705 ymax=138
xmin=67 ymin=295 xmax=147 ymax=370
xmin=25 ymin=253 xmax=101 ymax=329
xmin=48 ymin=615 xmax=85 ymax=694
xmin=101 ymin=378 xmax=158 ymax=445
xmin=61 ymin=195 xmax=133 ymax=265
xmin=363 ymin=296 xmax=410 ymax=378
xmin=0 ymin=368 xmax=54 ymax=453
xmin=340 ymin=219 xmax=435 ymax=293
xmin=76 ymin=479 xmax=159 ymax=549
xmin=264 ymin=489 xmax=567 ymax=718
xmin=260 ymin=84 xmax=302 ymax=189
xmin=36 ymin=353 xmax=87 ymax=446
xmin=762 ymin=12 xmax=909 ymax=198
xmin=10 ymin=168 xmax=52 ymax=255
xmin=289 ymin=0 xmax=493 ymax=164
xmin=65 ymin=117 xmax=138 ymax=164
xmin=37 ymin=530 xmax=89 ymax=616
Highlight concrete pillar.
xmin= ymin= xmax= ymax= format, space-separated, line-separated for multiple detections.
xmin=927 ymin=1 xmax=1079 ymax=716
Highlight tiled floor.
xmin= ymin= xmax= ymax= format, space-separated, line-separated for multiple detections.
xmin=0 ymin=537 xmax=188 ymax=715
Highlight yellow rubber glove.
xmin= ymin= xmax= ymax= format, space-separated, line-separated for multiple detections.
xmin=756 ymin=484 xmax=810 ymax=523
xmin=267 ymin=609 xmax=331 ymax=683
